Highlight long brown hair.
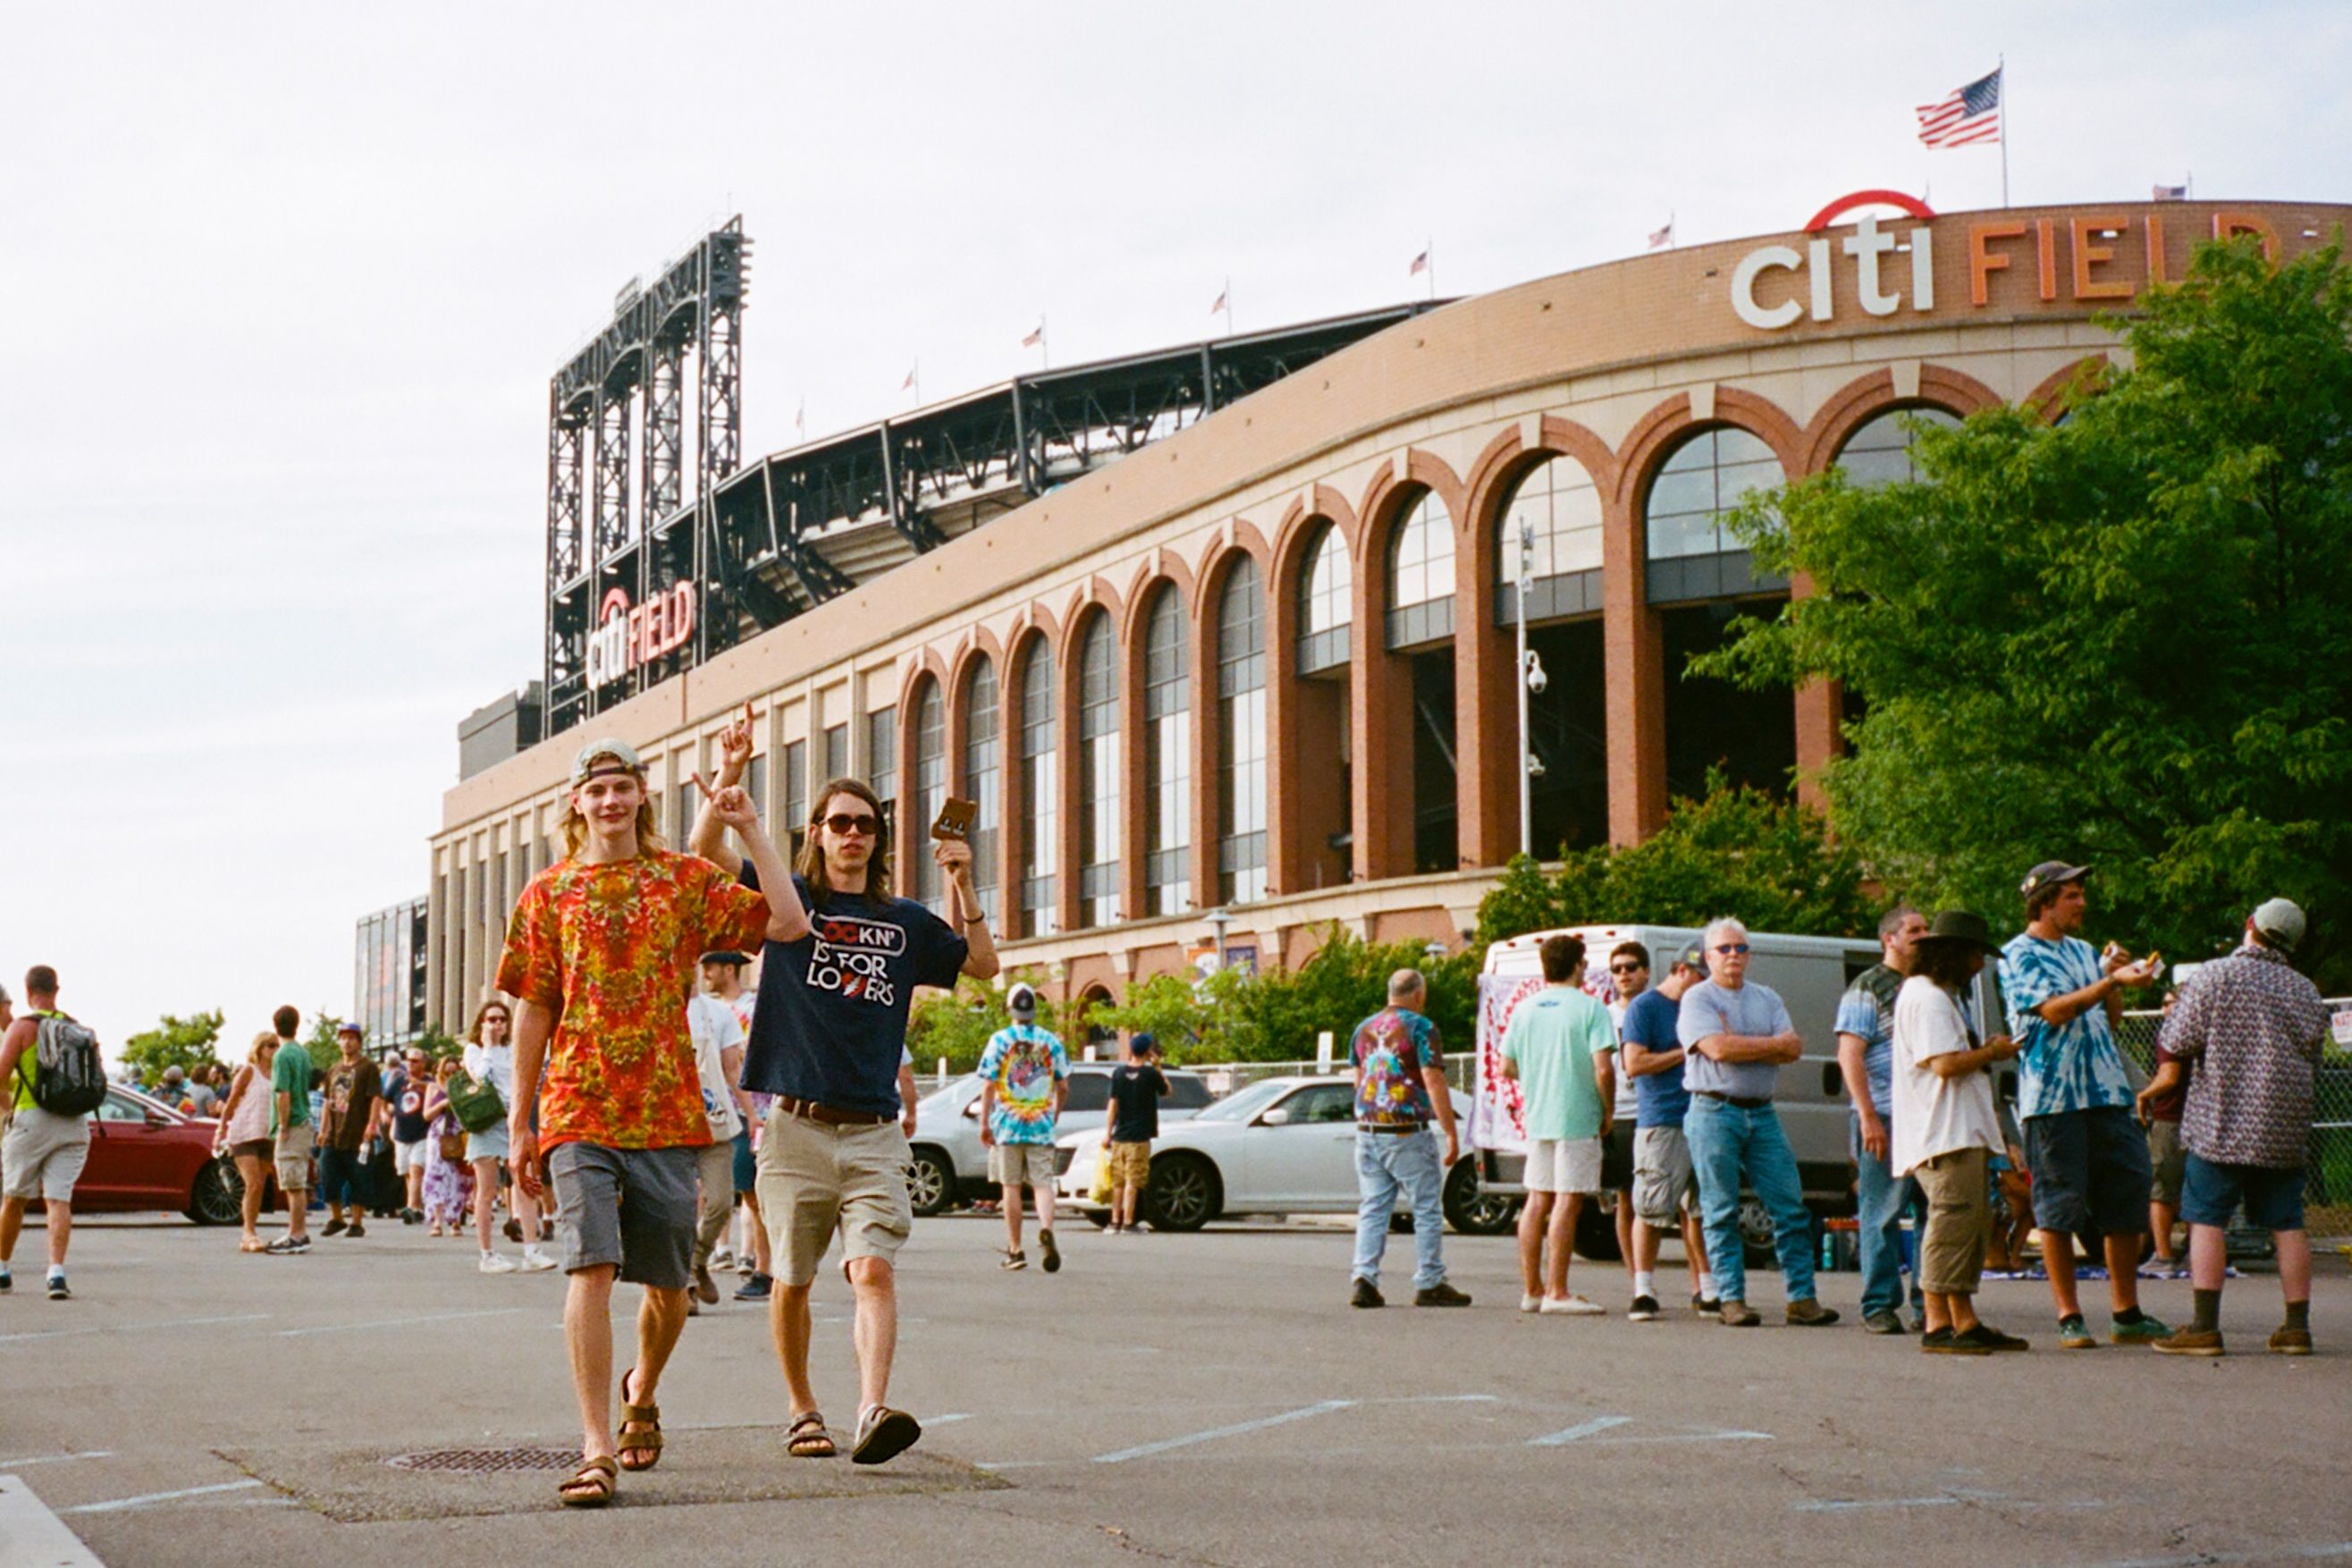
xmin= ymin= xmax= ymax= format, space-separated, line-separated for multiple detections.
xmin=796 ymin=777 xmax=894 ymax=909
xmin=467 ymin=999 xmax=513 ymax=1045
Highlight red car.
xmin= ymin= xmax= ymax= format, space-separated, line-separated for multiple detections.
xmin=74 ymin=1085 xmax=244 ymax=1225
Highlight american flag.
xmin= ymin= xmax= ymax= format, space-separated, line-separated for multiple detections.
xmin=1917 ymin=67 xmax=2002 ymax=148
xmin=1409 ymin=248 xmax=1429 ymax=276
xmin=2152 ymin=183 xmax=2188 ymax=201
xmin=1210 ymin=286 xmax=1228 ymax=316
xmin=1648 ymin=219 xmax=1674 ymax=251
xmin=1021 ymin=321 xmax=1043 ymax=348
xmin=902 ymin=366 xmax=916 ymax=391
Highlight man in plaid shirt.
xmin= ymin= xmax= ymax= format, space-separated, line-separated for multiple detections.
xmin=2145 ymin=899 xmax=2331 ymax=1357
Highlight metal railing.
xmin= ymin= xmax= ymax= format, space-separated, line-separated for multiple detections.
xmin=2116 ymin=1002 xmax=2352 ymax=1241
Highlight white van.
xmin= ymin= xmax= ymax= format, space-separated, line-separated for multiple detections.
xmin=1469 ymin=923 xmax=1890 ymax=1262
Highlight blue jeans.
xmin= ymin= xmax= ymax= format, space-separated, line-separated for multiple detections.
xmin=1853 ymin=1115 xmax=1925 ymax=1317
xmin=1685 ymin=1098 xmax=1816 ymax=1307
xmin=1353 ymin=1128 xmax=1446 ymax=1290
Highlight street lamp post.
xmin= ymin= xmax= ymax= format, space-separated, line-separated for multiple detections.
xmin=1205 ymin=906 xmax=1233 ymax=974
xmin=1514 ymin=518 xmax=1535 ymax=859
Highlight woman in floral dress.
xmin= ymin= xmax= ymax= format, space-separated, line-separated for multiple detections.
xmin=421 ymin=1058 xmax=475 ymax=1235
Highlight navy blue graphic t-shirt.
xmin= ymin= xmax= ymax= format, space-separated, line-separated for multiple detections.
xmin=740 ymin=869 xmax=968 ymax=1117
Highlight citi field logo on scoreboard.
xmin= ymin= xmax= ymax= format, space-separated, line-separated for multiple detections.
xmin=586 ymin=582 xmax=697 ymax=689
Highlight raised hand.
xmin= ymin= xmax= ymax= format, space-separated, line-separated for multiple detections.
xmin=716 ymin=701 xmax=754 ymax=787
xmin=692 ymin=770 xmax=761 ymax=832
xmin=934 ymin=837 xmax=974 ymax=885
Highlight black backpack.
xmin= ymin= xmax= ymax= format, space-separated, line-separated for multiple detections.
xmin=26 ymin=1010 xmax=107 ymax=1117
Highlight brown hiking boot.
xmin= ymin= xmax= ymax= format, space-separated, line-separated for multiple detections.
xmin=2151 ymin=1326 xmax=2225 ymax=1356
xmin=1719 ymin=1300 xmax=1761 ymax=1328
xmin=2269 ymin=1326 xmax=2314 ymax=1356
xmin=1785 ymin=1297 xmax=1840 ymax=1328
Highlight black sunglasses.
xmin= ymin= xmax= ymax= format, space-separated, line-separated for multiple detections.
xmin=818 ymin=812 xmax=882 ymax=837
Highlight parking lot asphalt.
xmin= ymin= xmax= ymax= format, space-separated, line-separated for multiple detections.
xmin=3 ymin=1212 xmax=2348 ymax=1568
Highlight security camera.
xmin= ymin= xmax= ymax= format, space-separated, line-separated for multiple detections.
xmin=1524 ymin=651 xmax=1548 ymax=695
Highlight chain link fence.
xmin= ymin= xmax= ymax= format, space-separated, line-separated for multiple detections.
xmin=2115 ymin=1002 xmax=2352 ymax=1242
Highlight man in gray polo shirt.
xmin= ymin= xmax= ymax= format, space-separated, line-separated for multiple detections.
xmin=1678 ymin=918 xmax=1838 ymax=1328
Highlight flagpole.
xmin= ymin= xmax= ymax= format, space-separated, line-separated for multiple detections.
xmin=1040 ymin=316 xmax=1050 ymax=371
xmin=1998 ymin=55 xmax=2010 ymax=207
xmin=1223 ymin=277 xmax=1234 ymax=337
xmin=1426 ymin=235 xmax=1437 ymax=302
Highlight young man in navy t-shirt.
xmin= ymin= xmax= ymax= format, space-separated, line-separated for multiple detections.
xmin=1619 ymin=943 xmax=1716 ymax=1319
xmin=695 ymin=716 xmax=998 ymax=1466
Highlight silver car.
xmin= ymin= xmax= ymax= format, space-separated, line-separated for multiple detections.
xmin=906 ymin=1064 xmax=1211 ymax=1216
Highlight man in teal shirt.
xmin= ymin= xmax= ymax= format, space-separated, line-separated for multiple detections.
xmin=265 ymin=1006 xmax=315 ymax=1255
xmin=1501 ymin=934 xmax=1617 ymax=1315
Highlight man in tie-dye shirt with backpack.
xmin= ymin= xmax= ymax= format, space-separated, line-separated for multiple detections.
xmin=1345 ymin=968 xmax=1469 ymax=1311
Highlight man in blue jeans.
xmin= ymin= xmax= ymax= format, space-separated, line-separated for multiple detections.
xmin=1679 ymin=918 xmax=1839 ymax=1328
xmin=1835 ymin=906 xmax=1930 ymax=1334
xmin=1347 ymin=969 xmax=1470 ymax=1309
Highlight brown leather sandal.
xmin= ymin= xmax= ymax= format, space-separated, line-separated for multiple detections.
xmin=559 ymin=1454 xmax=617 ymax=1507
xmin=787 ymin=1411 xmax=836 ymax=1458
xmin=617 ymin=1368 xmax=663 ymax=1472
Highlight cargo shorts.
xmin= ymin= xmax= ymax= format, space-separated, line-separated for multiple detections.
xmin=755 ymin=1109 xmax=914 ymax=1288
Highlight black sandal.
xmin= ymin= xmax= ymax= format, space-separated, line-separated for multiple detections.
xmin=559 ymin=1454 xmax=617 ymax=1508
xmin=851 ymin=1404 xmax=922 ymax=1465
xmin=787 ymin=1411 xmax=837 ymax=1458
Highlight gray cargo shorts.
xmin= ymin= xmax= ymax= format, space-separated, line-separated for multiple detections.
xmin=548 ymin=1142 xmax=700 ymax=1289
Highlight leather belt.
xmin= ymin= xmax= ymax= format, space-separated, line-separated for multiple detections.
xmin=1693 ymin=1091 xmax=1773 ymax=1110
xmin=1357 ymin=1122 xmax=1425 ymax=1135
xmin=774 ymin=1096 xmax=893 ymax=1126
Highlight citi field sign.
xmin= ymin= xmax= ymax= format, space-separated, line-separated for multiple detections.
xmin=1729 ymin=190 xmax=2289 ymax=332
xmin=586 ymin=582 xmax=696 ymax=690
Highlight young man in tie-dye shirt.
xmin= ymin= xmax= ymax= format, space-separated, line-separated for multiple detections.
xmin=978 ymin=983 xmax=1069 ymax=1274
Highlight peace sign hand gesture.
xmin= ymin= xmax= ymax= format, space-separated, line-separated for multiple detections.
xmin=715 ymin=701 xmax=754 ymax=788
xmin=692 ymin=770 xmax=760 ymax=833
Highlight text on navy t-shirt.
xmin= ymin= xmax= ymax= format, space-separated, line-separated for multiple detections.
xmin=740 ymin=869 xmax=967 ymax=1117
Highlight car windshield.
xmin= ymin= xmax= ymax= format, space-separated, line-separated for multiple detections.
xmin=1191 ymin=1079 xmax=1294 ymax=1124
xmin=916 ymin=1077 xmax=973 ymax=1112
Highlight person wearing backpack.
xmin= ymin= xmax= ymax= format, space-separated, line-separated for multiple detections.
xmin=0 ymin=966 xmax=103 ymax=1300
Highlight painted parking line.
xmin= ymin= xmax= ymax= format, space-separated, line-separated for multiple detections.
xmin=0 ymin=1475 xmax=104 ymax=1566
xmin=0 ymin=1452 xmax=111 ymax=1471
xmin=1527 ymin=1416 xmax=1632 ymax=1446
xmin=2068 ymin=1547 xmax=2352 ymax=1568
xmin=61 ymin=1479 xmax=264 ymax=1515
xmin=278 ymin=1307 xmax=526 ymax=1337
xmin=1093 ymin=1399 xmax=1354 ymax=1463
xmin=0 ymin=1313 xmax=268 ymax=1346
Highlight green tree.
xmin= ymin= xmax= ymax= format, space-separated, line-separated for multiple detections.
xmin=118 ymin=1009 xmax=225 ymax=1087
xmin=1699 ymin=238 xmax=2352 ymax=988
xmin=1085 ymin=974 xmax=1221 ymax=1063
xmin=1471 ymin=773 xmax=1872 ymax=950
xmin=904 ymin=969 xmax=1070 ymax=1074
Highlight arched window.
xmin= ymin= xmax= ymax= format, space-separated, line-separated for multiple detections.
xmin=962 ymin=656 xmax=999 ymax=922
xmin=1384 ymin=489 xmax=1455 ymax=648
xmin=1076 ymin=611 xmax=1120 ymax=929
xmin=1643 ymin=426 xmax=1786 ymax=602
xmin=1834 ymin=406 xmax=1960 ymax=488
xmin=1296 ymin=523 xmax=1351 ymax=674
xmin=1142 ymin=586 xmax=1190 ymax=915
xmin=1016 ymin=643 xmax=1056 ymax=938
xmin=913 ymin=681 xmax=945 ymax=910
xmin=1496 ymin=454 xmax=1604 ymax=623
xmin=1216 ymin=558 xmax=1267 ymax=904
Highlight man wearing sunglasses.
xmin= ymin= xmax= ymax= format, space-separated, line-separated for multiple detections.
xmin=1678 ymin=918 xmax=1839 ymax=1328
xmin=695 ymin=710 xmax=999 ymax=1466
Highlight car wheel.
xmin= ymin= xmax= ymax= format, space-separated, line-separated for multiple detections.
xmin=906 ymin=1148 xmax=956 ymax=1218
xmin=1143 ymin=1153 xmax=1218 ymax=1233
xmin=1737 ymin=1193 xmax=1779 ymax=1268
xmin=1443 ymin=1159 xmax=1519 ymax=1236
xmin=187 ymin=1156 xmax=242 ymax=1227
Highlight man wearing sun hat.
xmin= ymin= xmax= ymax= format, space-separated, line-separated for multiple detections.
xmin=2146 ymin=898 xmax=2331 ymax=1357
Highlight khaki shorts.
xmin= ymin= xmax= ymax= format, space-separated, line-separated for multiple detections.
xmin=2146 ymin=1118 xmax=2188 ymax=1207
xmin=755 ymin=1109 xmax=914 ymax=1288
xmin=1914 ymin=1145 xmax=1992 ymax=1297
xmin=1631 ymin=1125 xmax=1699 ymax=1227
xmin=989 ymin=1142 xmax=1056 ymax=1188
xmin=1107 ymin=1141 xmax=1152 ymax=1185
xmin=274 ymin=1122 xmax=316 ymax=1193
xmin=1 ymin=1108 xmax=91 ymax=1202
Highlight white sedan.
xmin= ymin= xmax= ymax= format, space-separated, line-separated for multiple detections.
xmin=1053 ymin=1075 xmax=1515 ymax=1235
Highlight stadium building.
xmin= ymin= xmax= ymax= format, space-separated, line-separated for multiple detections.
xmin=426 ymin=197 xmax=2343 ymax=1031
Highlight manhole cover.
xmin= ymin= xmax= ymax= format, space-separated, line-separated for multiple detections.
xmin=387 ymin=1446 xmax=583 ymax=1474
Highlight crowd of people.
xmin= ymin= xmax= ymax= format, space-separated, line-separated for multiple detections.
xmin=0 ymin=719 xmax=2336 ymax=1504
xmin=1336 ymin=864 xmax=2333 ymax=1360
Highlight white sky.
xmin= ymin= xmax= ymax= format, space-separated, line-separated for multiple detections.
xmin=4 ymin=1 xmax=2346 ymax=1057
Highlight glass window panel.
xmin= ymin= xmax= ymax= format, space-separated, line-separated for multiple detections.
xmin=1645 ymin=427 xmax=1783 ymax=562
xmin=1387 ymin=491 xmax=1455 ymax=611
xmin=1834 ymin=407 xmax=1960 ymax=488
xmin=1018 ymin=646 xmax=1057 ymax=937
xmin=867 ymin=706 xmax=897 ymax=818
xmin=1497 ymin=455 xmax=1604 ymax=587
xmin=964 ymin=658 xmax=999 ymax=921
xmin=1301 ymin=524 xmax=1351 ymax=636
xmin=1143 ymin=587 xmax=1189 ymax=911
xmin=914 ymin=688 xmax=944 ymax=910
xmin=1217 ymin=560 xmax=1267 ymax=904
xmin=1077 ymin=611 xmax=1120 ymax=928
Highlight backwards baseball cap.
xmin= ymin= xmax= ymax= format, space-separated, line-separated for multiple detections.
xmin=571 ymin=737 xmax=646 ymax=786
xmin=2251 ymin=898 xmax=2306 ymax=953
xmin=1669 ymin=943 xmax=1706 ymax=973
xmin=1007 ymin=982 xmax=1038 ymax=1021
xmin=2019 ymin=861 xmax=2091 ymax=904
xmin=1129 ymin=1032 xmax=1157 ymax=1056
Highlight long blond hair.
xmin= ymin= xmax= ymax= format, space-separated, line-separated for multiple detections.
xmin=246 ymin=1032 xmax=279 ymax=1069
xmin=558 ymin=754 xmax=665 ymax=859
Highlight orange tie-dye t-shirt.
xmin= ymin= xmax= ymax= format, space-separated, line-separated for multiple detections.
xmin=496 ymin=849 xmax=771 ymax=1152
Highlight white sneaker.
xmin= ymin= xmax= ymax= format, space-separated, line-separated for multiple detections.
xmin=519 ymin=1247 xmax=558 ymax=1272
xmin=478 ymin=1252 xmax=518 ymax=1274
xmin=1539 ymin=1294 xmax=1605 ymax=1316
xmin=1520 ymin=1293 xmax=1542 ymax=1313
xmin=710 ymin=1247 xmax=737 ymax=1272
